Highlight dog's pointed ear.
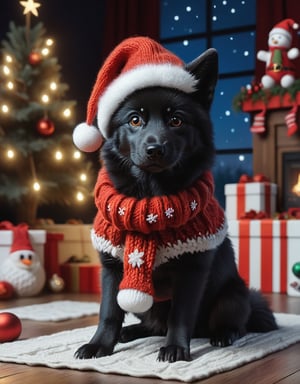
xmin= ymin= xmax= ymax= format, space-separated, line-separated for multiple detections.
xmin=186 ymin=48 xmax=218 ymax=110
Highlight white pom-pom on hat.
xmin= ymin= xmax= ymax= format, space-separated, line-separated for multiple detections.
xmin=293 ymin=22 xmax=299 ymax=30
xmin=117 ymin=289 xmax=153 ymax=313
xmin=73 ymin=122 xmax=103 ymax=152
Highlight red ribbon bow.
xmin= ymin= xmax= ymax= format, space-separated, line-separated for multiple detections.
xmin=239 ymin=174 xmax=270 ymax=183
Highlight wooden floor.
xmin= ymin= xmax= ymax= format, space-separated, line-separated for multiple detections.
xmin=0 ymin=292 xmax=299 ymax=384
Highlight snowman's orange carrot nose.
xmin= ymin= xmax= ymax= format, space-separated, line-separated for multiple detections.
xmin=21 ymin=258 xmax=32 ymax=266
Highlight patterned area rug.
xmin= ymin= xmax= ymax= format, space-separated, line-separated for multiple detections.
xmin=0 ymin=300 xmax=99 ymax=321
xmin=0 ymin=312 xmax=300 ymax=382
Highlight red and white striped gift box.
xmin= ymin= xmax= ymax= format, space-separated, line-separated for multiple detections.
xmin=225 ymin=182 xmax=277 ymax=220
xmin=228 ymin=220 xmax=300 ymax=296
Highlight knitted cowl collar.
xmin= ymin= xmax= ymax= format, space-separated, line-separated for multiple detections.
xmin=93 ymin=167 xmax=227 ymax=313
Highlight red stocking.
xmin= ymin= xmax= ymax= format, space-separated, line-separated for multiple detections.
xmin=285 ymin=104 xmax=298 ymax=136
xmin=250 ymin=108 xmax=266 ymax=133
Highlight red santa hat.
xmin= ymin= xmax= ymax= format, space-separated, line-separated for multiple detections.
xmin=73 ymin=36 xmax=198 ymax=152
xmin=10 ymin=224 xmax=34 ymax=254
xmin=269 ymin=18 xmax=299 ymax=41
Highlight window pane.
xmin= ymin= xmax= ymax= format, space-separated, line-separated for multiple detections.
xmin=163 ymin=38 xmax=206 ymax=63
xmin=160 ymin=0 xmax=206 ymax=39
xmin=211 ymin=0 xmax=256 ymax=30
xmin=212 ymin=76 xmax=253 ymax=150
xmin=212 ymin=31 xmax=256 ymax=74
xmin=213 ymin=153 xmax=253 ymax=207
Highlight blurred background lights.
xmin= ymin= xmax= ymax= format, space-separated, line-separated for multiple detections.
xmin=63 ymin=108 xmax=71 ymax=118
xmin=46 ymin=38 xmax=53 ymax=46
xmin=33 ymin=181 xmax=41 ymax=191
xmin=73 ymin=150 xmax=81 ymax=159
xmin=76 ymin=191 xmax=84 ymax=201
xmin=80 ymin=173 xmax=87 ymax=182
xmin=50 ymin=81 xmax=57 ymax=90
xmin=7 ymin=81 xmax=14 ymax=90
xmin=3 ymin=65 xmax=10 ymax=75
xmin=41 ymin=94 xmax=49 ymax=103
xmin=7 ymin=149 xmax=15 ymax=159
xmin=1 ymin=104 xmax=9 ymax=113
xmin=55 ymin=150 xmax=63 ymax=160
xmin=41 ymin=47 xmax=50 ymax=56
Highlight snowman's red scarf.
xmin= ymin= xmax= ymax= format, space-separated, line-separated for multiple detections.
xmin=92 ymin=167 xmax=227 ymax=313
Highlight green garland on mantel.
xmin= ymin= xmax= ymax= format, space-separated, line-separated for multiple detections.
xmin=233 ymin=79 xmax=300 ymax=112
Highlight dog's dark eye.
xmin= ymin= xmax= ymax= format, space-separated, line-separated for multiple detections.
xmin=129 ymin=115 xmax=143 ymax=127
xmin=169 ymin=116 xmax=182 ymax=128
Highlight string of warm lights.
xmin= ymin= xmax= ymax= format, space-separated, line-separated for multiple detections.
xmin=1 ymin=48 xmax=72 ymax=119
xmin=1 ymin=147 xmax=87 ymax=201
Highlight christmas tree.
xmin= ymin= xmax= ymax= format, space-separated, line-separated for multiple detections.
xmin=0 ymin=1 xmax=94 ymax=225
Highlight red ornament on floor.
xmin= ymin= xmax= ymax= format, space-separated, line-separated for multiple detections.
xmin=0 ymin=313 xmax=22 ymax=342
xmin=36 ymin=118 xmax=55 ymax=136
xmin=0 ymin=281 xmax=14 ymax=300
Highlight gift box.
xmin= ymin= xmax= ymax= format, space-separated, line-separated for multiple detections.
xmin=60 ymin=263 xmax=101 ymax=293
xmin=225 ymin=182 xmax=277 ymax=220
xmin=37 ymin=224 xmax=99 ymax=264
xmin=0 ymin=229 xmax=46 ymax=266
xmin=228 ymin=219 xmax=300 ymax=296
xmin=44 ymin=233 xmax=64 ymax=280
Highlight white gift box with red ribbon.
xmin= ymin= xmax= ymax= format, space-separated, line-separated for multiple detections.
xmin=228 ymin=219 xmax=300 ymax=296
xmin=225 ymin=182 xmax=277 ymax=220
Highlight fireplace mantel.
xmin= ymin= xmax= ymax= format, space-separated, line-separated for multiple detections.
xmin=250 ymin=109 xmax=300 ymax=211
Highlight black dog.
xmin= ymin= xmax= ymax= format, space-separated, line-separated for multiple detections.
xmin=75 ymin=48 xmax=277 ymax=363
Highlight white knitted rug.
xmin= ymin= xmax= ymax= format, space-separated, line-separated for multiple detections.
xmin=0 ymin=300 xmax=99 ymax=321
xmin=0 ymin=313 xmax=300 ymax=382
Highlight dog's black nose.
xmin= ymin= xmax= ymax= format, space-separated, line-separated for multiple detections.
xmin=146 ymin=144 xmax=165 ymax=159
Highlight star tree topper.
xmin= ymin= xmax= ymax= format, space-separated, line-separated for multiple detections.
xmin=20 ymin=0 xmax=41 ymax=17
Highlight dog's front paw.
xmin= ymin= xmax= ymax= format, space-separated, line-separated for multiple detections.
xmin=157 ymin=345 xmax=191 ymax=362
xmin=74 ymin=343 xmax=113 ymax=359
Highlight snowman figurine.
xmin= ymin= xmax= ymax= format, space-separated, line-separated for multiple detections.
xmin=257 ymin=18 xmax=299 ymax=89
xmin=0 ymin=224 xmax=46 ymax=296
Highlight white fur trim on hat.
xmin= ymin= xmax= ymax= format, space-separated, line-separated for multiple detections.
xmin=73 ymin=122 xmax=103 ymax=152
xmin=117 ymin=289 xmax=153 ymax=313
xmin=97 ymin=64 xmax=197 ymax=139
xmin=269 ymin=27 xmax=293 ymax=40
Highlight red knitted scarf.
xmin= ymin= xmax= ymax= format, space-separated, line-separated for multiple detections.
xmin=92 ymin=168 xmax=227 ymax=313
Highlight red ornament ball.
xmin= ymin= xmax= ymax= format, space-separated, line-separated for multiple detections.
xmin=28 ymin=51 xmax=42 ymax=65
xmin=0 ymin=281 xmax=15 ymax=300
xmin=0 ymin=312 xmax=22 ymax=342
xmin=37 ymin=118 xmax=55 ymax=136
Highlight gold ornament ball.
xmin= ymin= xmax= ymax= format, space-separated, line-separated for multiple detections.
xmin=49 ymin=274 xmax=65 ymax=293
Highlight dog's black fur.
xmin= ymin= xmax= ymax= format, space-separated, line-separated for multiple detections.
xmin=75 ymin=49 xmax=277 ymax=363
